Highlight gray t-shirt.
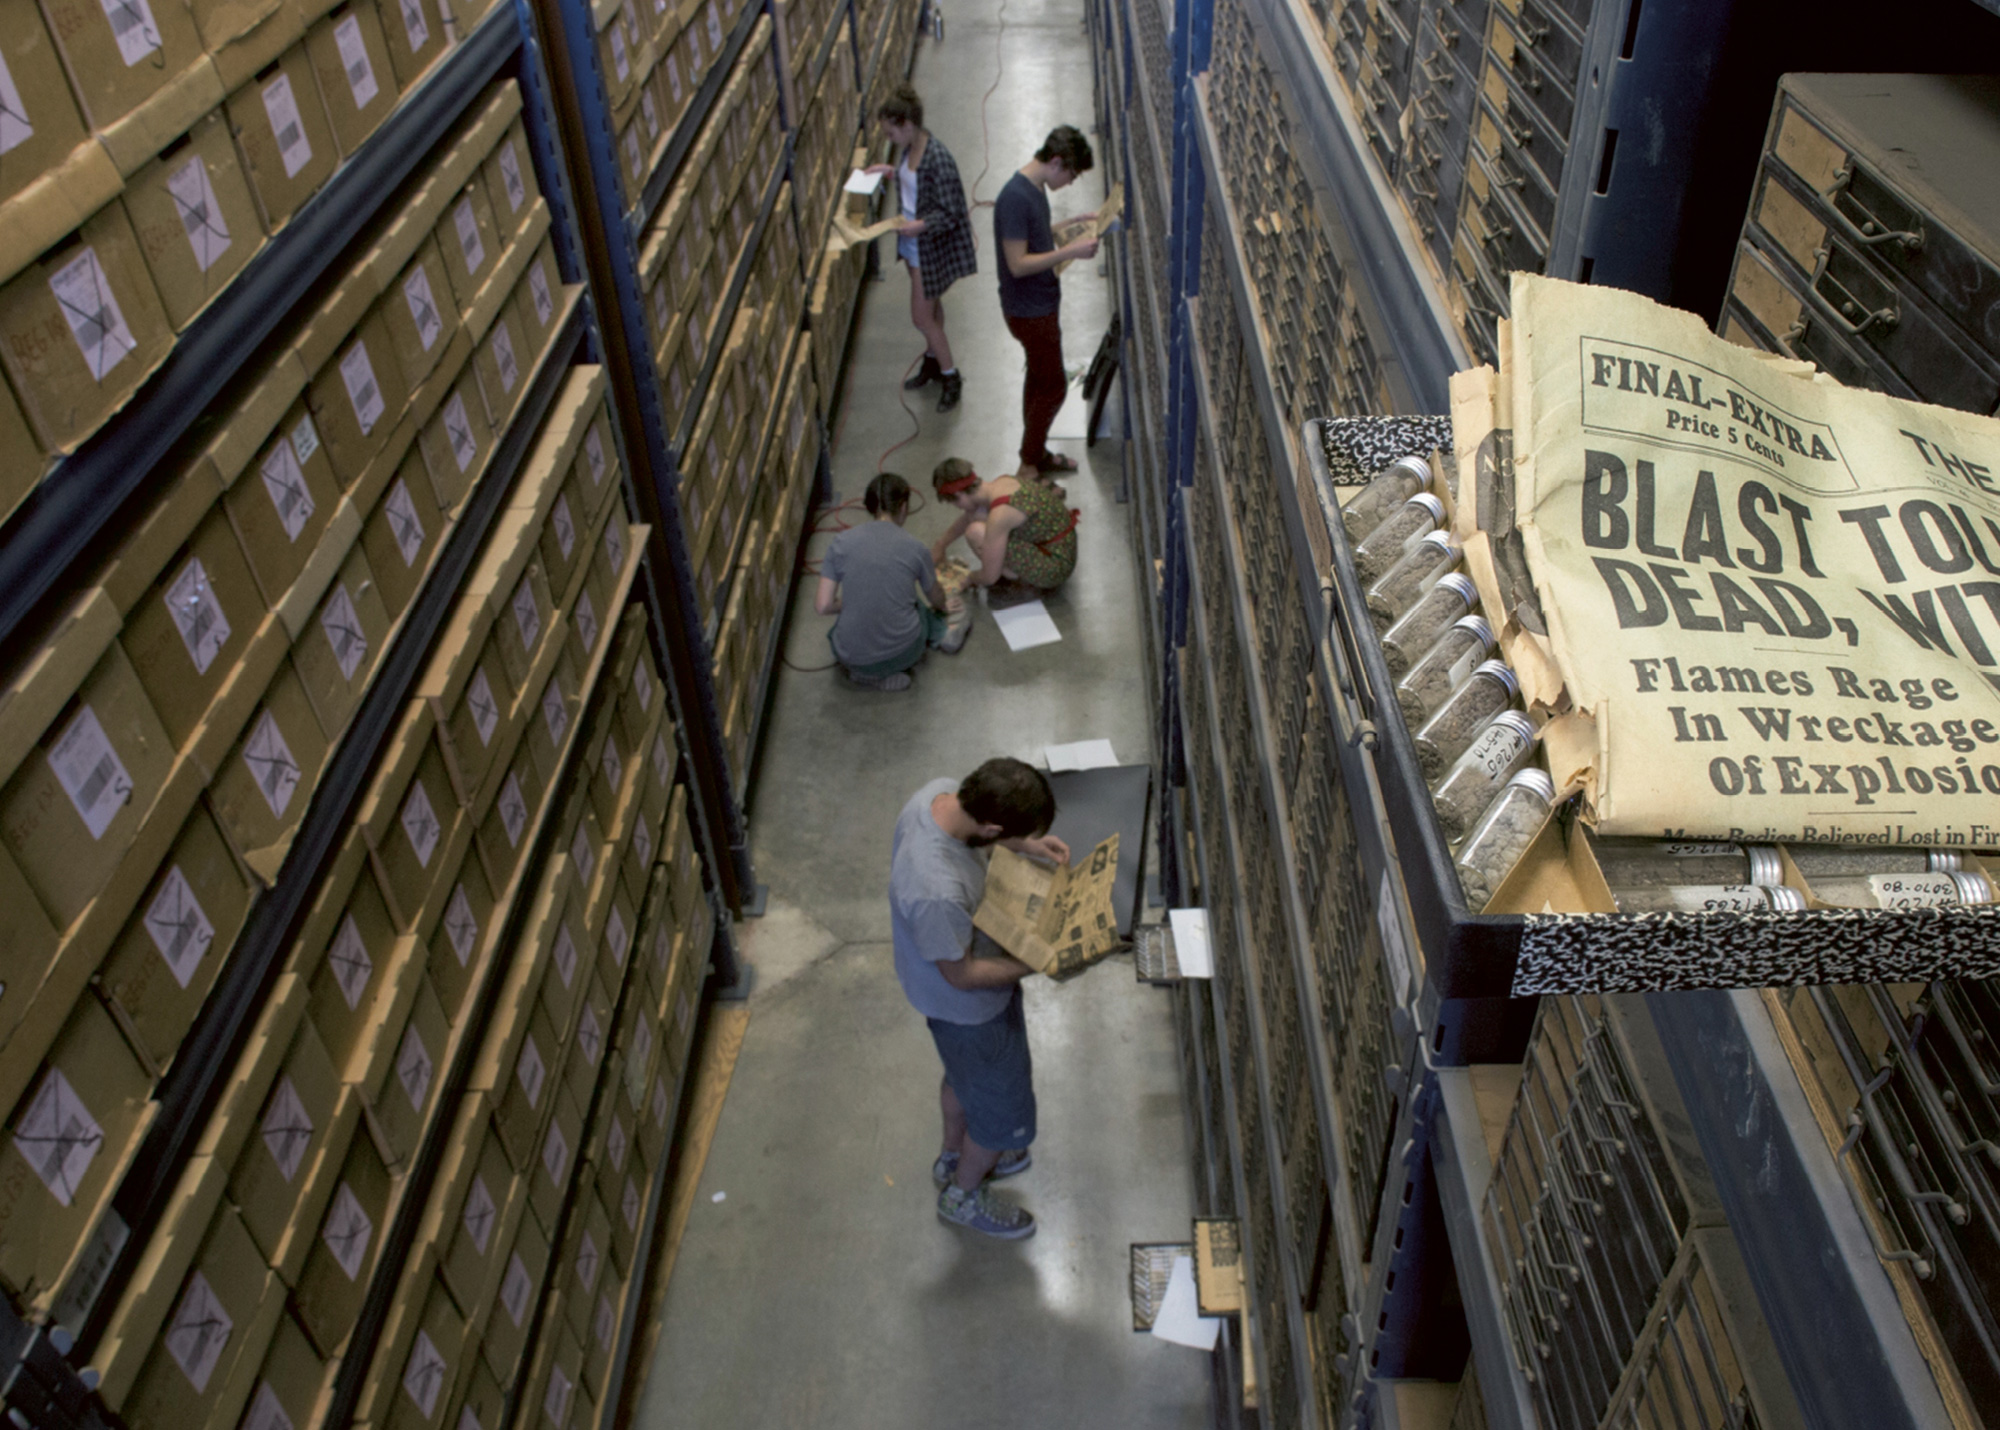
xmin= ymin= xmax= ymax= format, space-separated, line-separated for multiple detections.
xmin=890 ymin=779 xmax=1011 ymax=1024
xmin=823 ymin=521 xmax=939 ymax=668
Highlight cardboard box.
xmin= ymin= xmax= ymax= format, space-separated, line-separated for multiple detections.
xmin=526 ymin=1083 xmax=582 ymax=1235
xmin=97 ymin=802 xmax=255 ymax=1074
xmin=0 ymin=372 xmax=46 ymax=521
xmin=595 ymin=873 xmax=636 ymax=992
xmin=374 ymin=0 xmax=446 ymax=89
xmin=39 ymin=0 xmax=210 ymax=138
xmin=305 ymin=310 xmax=410 ymax=488
xmin=536 ymin=478 xmax=589 ymax=608
xmin=561 ymin=796 xmax=605 ymax=902
xmin=221 ymin=400 xmax=343 ymax=607
xmin=559 ymin=1189 xmax=613 ymax=1345
xmin=377 ymin=238 xmax=460 ymax=392
xmin=360 ymin=454 xmax=445 ymax=620
xmin=537 ymin=880 xmax=589 ymax=1036
xmin=470 ymin=298 xmax=528 ymax=427
xmin=120 ymin=1205 xmax=278 ymax=1430
xmin=387 ymin=1273 xmax=465 ymax=1430
xmin=123 ymin=109 xmax=265 ymax=331
xmin=225 ymin=47 xmax=338 ymax=232
xmin=436 ymin=622 xmax=513 ymax=806
xmin=0 ymin=0 xmax=95 ymax=214
xmin=305 ymin=3 xmax=398 ymax=156
xmin=435 ymin=175 xmax=501 ymax=315
xmin=416 ymin=367 xmax=493 ymax=512
xmin=0 ymin=201 xmax=174 ymax=453
xmin=421 ymin=842 xmax=487 ymax=1013
xmin=121 ymin=508 xmax=269 ymax=750
xmin=1 ymin=643 xmax=176 ymax=930
xmin=0 ymin=995 xmax=152 ymax=1309
xmin=471 ymin=744 xmax=539 ymax=893
xmin=293 ymin=542 xmax=392 ymax=743
xmin=207 ymin=660 xmax=329 ymax=882
xmin=366 ymin=974 xmax=448 ymax=1165
xmin=292 ymin=1125 xmax=391 ymax=1356
xmin=229 ymin=1015 xmax=344 ymax=1271
xmin=562 ymin=972 xmax=611 ymax=1110
xmin=622 ymin=793 xmax=656 ymax=897
xmin=369 ymin=732 xmax=458 ymax=933
xmin=479 ymin=120 xmax=537 ymax=239
xmin=490 ymin=988 xmax=558 ymax=1174
xmin=488 ymin=553 xmax=553 ymax=693
xmin=514 ymin=243 xmax=562 ymax=355
xmin=522 ymin=650 xmax=577 ymax=793
xmin=303 ymin=862 xmax=401 ymax=1075
xmin=0 ymin=843 xmax=60 ymax=1053
xmin=447 ymin=1339 xmax=505 ymax=1430
xmin=235 ymin=1311 xmax=327 ymax=1430
xmin=435 ymin=1104 xmax=516 ymax=1315
xmin=479 ymin=1193 xmax=547 ymax=1380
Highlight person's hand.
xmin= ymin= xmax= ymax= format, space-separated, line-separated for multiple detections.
xmin=1065 ymin=237 xmax=1099 ymax=262
xmin=945 ymin=593 xmax=965 ymax=615
xmin=864 ymin=163 xmax=894 ymax=176
xmin=1016 ymin=833 xmax=1071 ymax=865
xmin=899 ymin=217 xmax=928 ymax=234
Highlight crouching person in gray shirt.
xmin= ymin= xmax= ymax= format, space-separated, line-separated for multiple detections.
xmin=890 ymin=759 xmax=1070 ymax=1238
xmin=816 ymin=473 xmax=970 ymax=691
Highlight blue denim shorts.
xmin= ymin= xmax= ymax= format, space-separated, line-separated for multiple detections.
xmin=927 ymin=985 xmax=1037 ymax=1151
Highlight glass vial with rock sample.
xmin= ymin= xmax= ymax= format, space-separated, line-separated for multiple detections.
xmin=1433 ymin=711 xmax=1538 ymax=844
xmin=1592 ymin=840 xmax=1784 ymax=889
xmin=1367 ymin=532 xmax=1462 ymax=631
xmin=1353 ymin=493 xmax=1446 ymax=584
xmin=1784 ymin=846 xmax=1962 ymax=878
xmin=1396 ymin=615 xmax=1495 ymax=727
xmin=1383 ymin=573 xmax=1478 ymax=676
xmin=1455 ymin=768 xmax=1557 ymax=910
xmin=1340 ymin=456 xmax=1433 ymax=544
xmin=1807 ymin=869 xmax=1992 ymax=910
xmin=1414 ymin=660 xmax=1519 ymax=781
xmin=1613 ymin=884 xmax=1811 ymax=913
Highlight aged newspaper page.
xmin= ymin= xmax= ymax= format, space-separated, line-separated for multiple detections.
xmin=1507 ymin=273 xmax=2000 ymax=846
xmin=973 ymin=834 xmax=1122 ymax=978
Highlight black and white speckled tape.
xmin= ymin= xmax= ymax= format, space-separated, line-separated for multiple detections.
xmin=1318 ymin=416 xmax=1456 ymax=485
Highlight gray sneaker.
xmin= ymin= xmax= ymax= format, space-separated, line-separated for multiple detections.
xmin=937 ymin=1183 xmax=1036 ymax=1240
xmin=931 ymin=1146 xmax=1032 ymax=1188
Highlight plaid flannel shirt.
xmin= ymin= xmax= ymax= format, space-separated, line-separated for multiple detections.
xmin=904 ymin=136 xmax=976 ymax=298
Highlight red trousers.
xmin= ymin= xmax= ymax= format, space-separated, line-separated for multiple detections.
xmin=1005 ymin=310 xmax=1066 ymax=468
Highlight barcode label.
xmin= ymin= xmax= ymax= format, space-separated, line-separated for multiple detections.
xmin=573 ymin=590 xmax=598 ymax=654
xmin=99 ymin=0 xmax=162 ymax=65
xmin=143 ymin=865 xmax=214 ymax=988
xmin=339 ymin=339 xmax=384 ymax=434
xmin=244 ymin=710 xmax=302 ymax=817
xmin=166 ymin=557 xmax=232 ymax=674
xmin=498 ymin=143 xmax=527 ymax=213
xmin=490 ymin=321 xmax=518 ymax=394
xmin=462 ymin=1174 xmax=496 ymax=1254
xmin=244 ymin=1383 xmax=293 ymax=1430
xmin=540 ymin=1119 xmax=569 ymax=1187
xmin=445 ymin=884 xmax=478 ymax=964
xmin=396 ymin=1024 xmax=433 ymax=1111
xmin=528 ymin=263 xmax=553 ymax=326
xmin=50 ymin=246 xmax=137 ymax=381
xmin=652 ymin=733 xmax=671 ymax=788
xmin=511 ymin=575 xmax=540 ymax=651
xmin=544 ymin=1366 xmax=573 ymax=1430
xmin=585 ymin=427 xmax=607 ymax=484
xmin=327 ymin=914 xmax=373 ymax=1011
xmin=541 ymin=679 xmax=569 ymax=746
xmin=570 ymin=825 xmax=595 ymax=884
xmin=453 ymin=197 xmax=485 ymax=276
xmin=402 ymin=1330 xmax=447 ymax=1418
xmin=14 ymin=1070 xmax=103 ymax=1207
xmin=574 ymin=1230 xmax=600 ymax=1292
xmin=606 ymin=906 xmax=629 ymax=967
xmin=50 ymin=705 xmax=132 ymax=840
xmin=398 ymin=0 xmax=430 ymax=53
xmin=400 ymin=779 xmax=440 ymax=868
xmin=623 ymin=1175 xmax=641 ymax=1230
xmin=444 ymin=392 xmax=477 ymax=471
xmin=291 ymin=412 xmax=320 ymax=466
xmin=466 ymin=668 xmax=499 ymax=747
xmin=641 ymin=86 xmax=659 ymax=140
xmin=632 ymin=661 xmax=653 ymax=713
xmin=403 ymin=264 xmax=443 ymax=352
xmin=608 ymin=20 xmax=629 ymax=81
xmin=320 ymin=583 xmax=368 ymax=683
xmin=0 ymin=47 xmax=33 ymax=155
xmin=516 ymin=1032 xmax=545 ymax=1108
xmin=167 ymin=155 xmax=231 ymax=273
xmin=333 ymin=14 xmax=378 ymax=108
xmin=606 ymin=1116 xmax=628 ymax=1173
xmin=164 ymin=1272 xmax=233 ymax=1393
xmin=603 ymin=521 xmax=626 ymax=571
xmin=260 ymin=435 xmax=316 ymax=541
xmin=322 ymin=1182 xmax=373 ymax=1281
xmin=498 ymin=773 xmax=526 ymax=848
xmin=261 ymin=72 xmax=312 ymax=178
xmin=594 ymin=1291 xmax=615 ymax=1350
xmin=631 ymin=816 xmax=652 ymax=868
xmin=260 ymin=1076 xmax=313 ymax=1182
xmin=500 ymin=1253 xmax=532 ymax=1327
xmin=552 ymin=922 xmax=578 ymax=988
xmin=384 ymin=479 xmax=426 ymax=567
xmin=599 ymin=733 xmax=622 ymax=792
xmin=550 ymin=494 xmax=575 ymax=560
xmin=577 ymin=1003 xmax=602 ymax=1066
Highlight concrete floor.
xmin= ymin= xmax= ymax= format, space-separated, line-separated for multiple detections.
xmin=628 ymin=1 xmax=1213 ymax=1424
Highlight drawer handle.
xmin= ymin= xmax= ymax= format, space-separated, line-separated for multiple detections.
xmin=1828 ymin=165 xmax=1925 ymax=254
xmin=1422 ymin=54 xmax=1456 ymax=85
xmin=1517 ymin=9 xmax=1551 ymax=43
xmin=1433 ymin=10 xmax=1460 ymax=44
xmin=1814 ymin=267 xmax=1901 ymax=337
xmin=1416 ymin=91 xmax=1448 ymax=124
xmin=1405 ymin=168 xmax=1439 ymax=200
xmin=1503 ymin=111 xmax=1535 ymax=147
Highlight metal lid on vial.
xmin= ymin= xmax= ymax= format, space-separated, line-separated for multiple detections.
xmin=1454 ymin=614 xmax=1495 ymax=647
xmin=1406 ymin=492 xmax=1447 ymax=524
xmin=1763 ymin=885 xmax=1810 ymax=912
xmin=1416 ymin=530 xmax=1459 ymax=555
xmin=1488 ymin=710 xmax=1537 ymax=743
xmin=1744 ymin=845 xmax=1784 ymax=887
xmin=1384 ymin=455 xmax=1433 ymax=489
xmin=1509 ymin=768 xmax=1556 ymax=804
xmin=1953 ymin=870 xmax=1993 ymax=904
xmin=1435 ymin=572 xmax=1478 ymax=605
xmin=1472 ymin=659 xmax=1518 ymax=695
xmin=1929 ymin=851 xmax=1964 ymax=873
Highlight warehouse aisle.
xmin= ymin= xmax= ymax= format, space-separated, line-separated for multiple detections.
xmin=629 ymin=1 xmax=1212 ymax=1425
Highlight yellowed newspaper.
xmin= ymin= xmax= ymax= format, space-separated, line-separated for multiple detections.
xmin=1053 ymin=182 xmax=1124 ymax=275
xmin=973 ymin=834 xmax=1121 ymax=978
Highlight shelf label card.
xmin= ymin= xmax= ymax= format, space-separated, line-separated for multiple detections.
xmin=168 ymin=155 xmax=231 ymax=273
xmin=50 ymin=246 xmax=136 ymax=381
xmin=261 ymin=72 xmax=313 ymax=178
xmin=166 ymin=556 xmax=232 ymax=674
xmin=144 ymin=865 xmax=214 ymax=988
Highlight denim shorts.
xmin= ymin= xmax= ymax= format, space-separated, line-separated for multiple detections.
xmin=927 ymin=985 xmax=1036 ymax=1151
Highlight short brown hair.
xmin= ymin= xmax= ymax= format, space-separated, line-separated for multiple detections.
xmin=931 ymin=457 xmax=976 ymax=494
xmin=879 ymin=84 xmax=923 ymax=129
xmin=959 ymin=759 xmax=1057 ymax=840
xmin=1035 ymin=125 xmax=1093 ymax=175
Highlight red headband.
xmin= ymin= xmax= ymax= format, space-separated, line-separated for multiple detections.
xmin=937 ymin=472 xmax=979 ymax=496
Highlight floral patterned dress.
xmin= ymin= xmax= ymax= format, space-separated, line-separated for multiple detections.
xmin=994 ymin=480 xmax=1079 ymax=590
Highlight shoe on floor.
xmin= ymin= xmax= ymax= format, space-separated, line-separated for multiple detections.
xmin=904 ymin=354 xmax=942 ymax=390
xmin=934 ymin=616 xmax=972 ymax=654
xmin=936 ymin=372 xmax=963 ymax=412
xmin=932 ymin=1146 xmax=1032 ymax=1188
xmin=1035 ymin=450 xmax=1079 ymax=473
xmin=845 ymin=668 xmax=913 ymax=691
xmin=937 ymin=1182 xmax=1036 ymax=1239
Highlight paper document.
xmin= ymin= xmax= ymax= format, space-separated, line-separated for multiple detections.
xmin=992 ymin=600 xmax=1061 ymax=650
xmin=1150 ymin=1256 xmax=1221 ymax=1350
xmin=1045 ymin=739 xmax=1117 ymax=771
xmin=1053 ymin=182 xmax=1125 ymax=274
xmin=974 ymin=835 xmax=1121 ymax=979
xmin=844 ymin=168 xmax=884 ymax=195
xmin=828 ymin=212 xmax=903 ymax=252
xmin=1167 ymin=908 xmax=1212 ymax=978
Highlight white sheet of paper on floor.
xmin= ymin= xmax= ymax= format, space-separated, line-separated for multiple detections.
xmin=1167 ymin=908 xmax=1212 ymax=978
xmin=1150 ymin=1255 xmax=1220 ymax=1350
xmin=1045 ymin=739 xmax=1117 ymax=771
xmin=844 ymin=168 xmax=884 ymax=195
xmin=992 ymin=600 xmax=1061 ymax=651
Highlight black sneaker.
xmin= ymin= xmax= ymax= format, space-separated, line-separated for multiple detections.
xmin=937 ymin=372 xmax=963 ymax=412
xmin=904 ymin=355 xmax=942 ymax=390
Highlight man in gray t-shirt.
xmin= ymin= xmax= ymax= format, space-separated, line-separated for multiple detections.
xmin=890 ymin=759 xmax=1068 ymax=1239
xmin=816 ymin=473 xmax=967 ymax=690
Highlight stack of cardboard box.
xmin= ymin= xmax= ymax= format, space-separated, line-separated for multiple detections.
xmin=602 ymin=0 xmax=761 ymax=225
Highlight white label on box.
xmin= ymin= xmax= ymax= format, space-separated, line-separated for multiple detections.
xmin=528 ymin=262 xmax=553 ymax=327
xmin=676 ymin=991 xmax=692 ymax=1037
xmin=631 ymin=817 xmax=652 ymax=869
xmin=632 ymin=661 xmax=653 ymax=713
xmin=328 ymin=914 xmax=373 ymax=1010
xmin=606 ymin=1116 xmax=627 ymax=1173
xmin=552 ymin=921 xmax=578 ymax=988
xmin=453 ymin=197 xmax=485 ymax=276
xmin=261 ymin=72 xmax=313 ymax=178
xmin=578 ymin=1004 xmax=602 ymax=1067
xmin=164 ymin=1271 xmax=233 ymax=1393
xmin=541 ymin=1120 xmax=568 ymax=1187
xmin=585 ymin=427 xmax=606 ymax=485
xmin=649 ymin=284 xmax=669 ymax=337
xmin=50 ymin=246 xmax=136 ymax=382
xmin=384 ymin=479 xmax=426 ymax=567
xmin=401 ymin=780 xmax=441 ymax=868
xmin=398 ymin=0 xmax=429 ymax=54
xmin=490 ymin=321 xmax=518 ymax=395
xmin=320 ymin=583 xmax=368 ymax=683
xmin=0 ymin=50 xmax=32 ymax=155
xmin=402 ymin=1330 xmax=447 ymax=1418
xmin=462 ymin=1173 xmax=496 ymax=1254
xmin=498 ymin=142 xmax=527 ymax=213
xmin=396 ymin=1025 xmax=433 ymax=1111
xmin=443 ymin=392 xmax=478 ymax=472
xmin=444 ymin=883 xmax=478 ymax=964
xmin=574 ymin=1230 xmax=599 ymax=1292
xmin=466 ymin=668 xmax=499 ymax=747
xmin=498 ymin=773 xmax=527 ymax=848
xmin=167 ymin=155 xmax=231 ymax=273
xmin=605 ymin=906 xmax=629 ymax=968
xmin=100 ymin=0 xmax=162 ymax=65
xmin=603 ymin=520 xmax=625 ymax=572
xmin=706 ymin=1 xmax=722 ymax=48
xmin=261 ymin=1076 xmax=312 ymax=1182
xmin=651 ymin=1075 xmax=668 ymax=1128
xmin=500 ymin=1253 xmax=532 ymax=1327
xmin=573 ymin=590 xmax=598 ymax=656
xmin=291 ymin=412 xmax=320 ymax=466
xmin=594 ymin=1291 xmax=614 ymax=1350
xmin=569 ymin=826 xmax=594 ymax=884
xmin=544 ymin=1366 xmax=573 ymax=1430
xmin=652 ymin=733 xmax=670 ymax=789
xmin=323 ymin=1181 xmax=373 ymax=1281
xmin=665 ymin=53 xmax=682 ymax=103
xmin=144 ymin=865 xmax=214 ymax=988
xmin=244 ymin=1382 xmax=293 ymax=1430
xmin=622 ymin=127 xmax=640 ymax=181
xmin=244 ymin=710 xmax=302 ymax=817
xmin=511 ymin=575 xmax=540 ymax=652
xmin=622 ymin=1175 xmax=640 ymax=1230
xmin=166 ymin=557 xmax=232 ymax=674
xmin=339 ymin=339 xmax=384 ymax=435
xmin=260 ymin=436 xmax=316 ymax=541
xmin=641 ymin=86 xmax=659 ymax=140
xmin=333 ymin=14 xmax=379 ymax=108
xmin=515 ymin=1032 xmax=545 ymax=1108
xmin=403 ymin=265 xmax=444 ymax=352
xmin=14 ymin=1070 xmax=103 ymax=1207
xmin=608 ymin=21 xmax=629 ymax=81
xmin=541 ymin=679 xmax=569 ymax=746
xmin=457 ymin=1408 xmax=481 ymax=1430
xmin=550 ymin=494 xmax=575 ymax=561
xmin=600 ymin=734 xmax=621 ymax=792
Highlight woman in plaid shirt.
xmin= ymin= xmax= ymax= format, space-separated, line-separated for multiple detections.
xmin=866 ymin=86 xmax=977 ymax=411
